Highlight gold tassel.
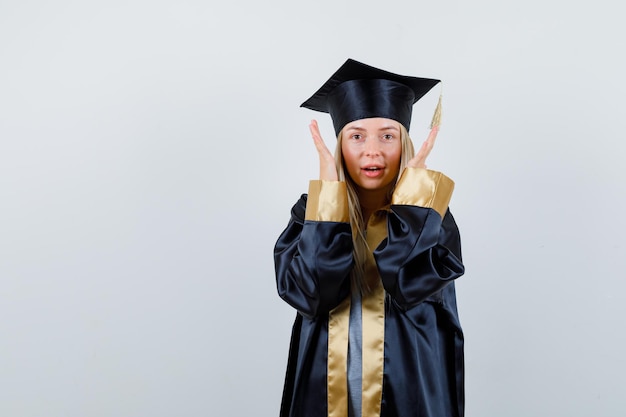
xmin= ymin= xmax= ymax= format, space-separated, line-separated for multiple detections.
xmin=430 ymin=90 xmax=442 ymax=129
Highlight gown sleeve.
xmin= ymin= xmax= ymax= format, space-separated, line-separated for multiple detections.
xmin=374 ymin=168 xmax=465 ymax=310
xmin=274 ymin=180 xmax=354 ymax=318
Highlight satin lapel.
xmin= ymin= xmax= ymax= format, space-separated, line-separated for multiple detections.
xmin=328 ymin=296 xmax=350 ymax=417
xmin=327 ymin=212 xmax=388 ymax=417
xmin=361 ymin=214 xmax=387 ymax=417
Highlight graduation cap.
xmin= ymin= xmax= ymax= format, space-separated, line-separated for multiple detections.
xmin=301 ymin=59 xmax=441 ymax=135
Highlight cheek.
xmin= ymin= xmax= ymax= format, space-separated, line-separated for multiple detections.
xmin=388 ymin=146 xmax=402 ymax=173
xmin=341 ymin=144 xmax=359 ymax=171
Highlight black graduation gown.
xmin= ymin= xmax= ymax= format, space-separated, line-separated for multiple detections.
xmin=274 ymin=169 xmax=465 ymax=417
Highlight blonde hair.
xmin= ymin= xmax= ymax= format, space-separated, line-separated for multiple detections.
xmin=334 ymin=124 xmax=415 ymax=293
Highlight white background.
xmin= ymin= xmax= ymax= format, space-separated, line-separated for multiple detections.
xmin=1 ymin=1 xmax=624 ymax=416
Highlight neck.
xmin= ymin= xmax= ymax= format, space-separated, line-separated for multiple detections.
xmin=358 ymin=187 xmax=391 ymax=224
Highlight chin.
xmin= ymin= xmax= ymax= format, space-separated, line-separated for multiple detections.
xmin=355 ymin=180 xmax=394 ymax=193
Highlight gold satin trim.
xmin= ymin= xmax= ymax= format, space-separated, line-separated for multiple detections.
xmin=328 ymin=296 xmax=350 ymax=417
xmin=307 ymin=179 xmax=349 ymax=416
xmin=392 ymin=168 xmax=454 ymax=218
xmin=326 ymin=212 xmax=388 ymax=417
xmin=305 ymin=180 xmax=350 ymax=222
xmin=361 ymin=214 xmax=387 ymax=417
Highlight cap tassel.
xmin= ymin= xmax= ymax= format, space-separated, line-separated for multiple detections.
xmin=430 ymin=91 xmax=442 ymax=129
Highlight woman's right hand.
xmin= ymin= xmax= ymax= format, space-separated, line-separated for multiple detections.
xmin=309 ymin=120 xmax=338 ymax=181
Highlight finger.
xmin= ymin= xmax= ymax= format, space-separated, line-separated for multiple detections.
xmin=309 ymin=120 xmax=323 ymax=147
xmin=425 ymin=125 xmax=439 ymax=147
xmin=309 ymin=120 xmax=324 ymax=141
xmin=308 ymin=120 xmax=338 ymax=181
xmin=415 ymin=138 xmax=431 ymax=160
xmin=417 ymin=126 xmax=439 ymax=160
xmin=309 ymin=120 xmax=332 ymax=156
xmin=309 ymin=119 xmax=319 ymax=136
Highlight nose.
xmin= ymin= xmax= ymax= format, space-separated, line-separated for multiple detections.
xmin=364 ymin=139 xmax=381 ymax=157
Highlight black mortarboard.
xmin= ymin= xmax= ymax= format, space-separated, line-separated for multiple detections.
xmin=301 ymin=59 xmax=440 ymax=135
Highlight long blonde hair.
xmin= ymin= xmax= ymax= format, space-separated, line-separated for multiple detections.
xmin=334 ymin=124 xmax=416 ymax=293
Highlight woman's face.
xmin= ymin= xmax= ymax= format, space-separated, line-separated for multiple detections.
xmin=341 ymin=117 xmax=402 ymax=194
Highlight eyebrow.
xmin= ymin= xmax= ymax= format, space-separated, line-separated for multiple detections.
xmin=344 ymin=125 xmax=400 ymax=132
xmin=345 ymin=126 xmax=366 ymax=132
xmin=379 ymin=125 xmax=400 ymax=132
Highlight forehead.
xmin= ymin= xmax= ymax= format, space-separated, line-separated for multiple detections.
xmin=343 ymin=117 xmax=401 ymax=131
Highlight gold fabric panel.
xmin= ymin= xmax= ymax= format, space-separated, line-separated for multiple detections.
xmin=326 ymin=211 xmax=388 ymax=417
xmin=361 ymin=214 xmax=387 ymax=417
xmin=392 ymin=168 xmax=455 ymax=218
xmin=305 ymin=180 xmax=350 ymax=223
xmin=328 ymin=297 xmax=350 ymax=417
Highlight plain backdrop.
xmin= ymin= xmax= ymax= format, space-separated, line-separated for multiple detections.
xmin=1 ymin=1 xmax=625 ymax=416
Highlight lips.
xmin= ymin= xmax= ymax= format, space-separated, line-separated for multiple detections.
xmin=363 ymin=163 xmax=383 ymax=170
xmin=361 ymin=164 xmax=385 ymax=178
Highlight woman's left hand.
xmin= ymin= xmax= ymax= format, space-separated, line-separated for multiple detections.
xmin=407 ymin=126 xmax=439 ymax=169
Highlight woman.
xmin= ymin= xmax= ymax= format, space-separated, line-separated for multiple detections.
xmin=274 ymin=59 xmax=465 ymax=417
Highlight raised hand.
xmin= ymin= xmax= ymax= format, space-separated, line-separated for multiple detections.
xmin=407 ymin=126 xmax=439 ymax=169
xmin=309 ymin=120 xmax=338 ymax=181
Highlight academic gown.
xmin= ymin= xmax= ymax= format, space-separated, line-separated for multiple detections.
xmin=274 ymin=168 xmax=465 ymax=417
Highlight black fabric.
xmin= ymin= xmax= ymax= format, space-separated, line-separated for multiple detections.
xmin=274 ymin=194 xmax=353 ymax=318
xmin=274 ymin=195 xmax=465 ymax=417
xmin=300 ymin=59 xmax=440 ymax=134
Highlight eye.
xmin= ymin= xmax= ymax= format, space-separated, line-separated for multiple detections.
xmin=382 ymin=134 xmax=394 ymax=141
xmin=350 ymin=134 xmax=362 ymax=140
